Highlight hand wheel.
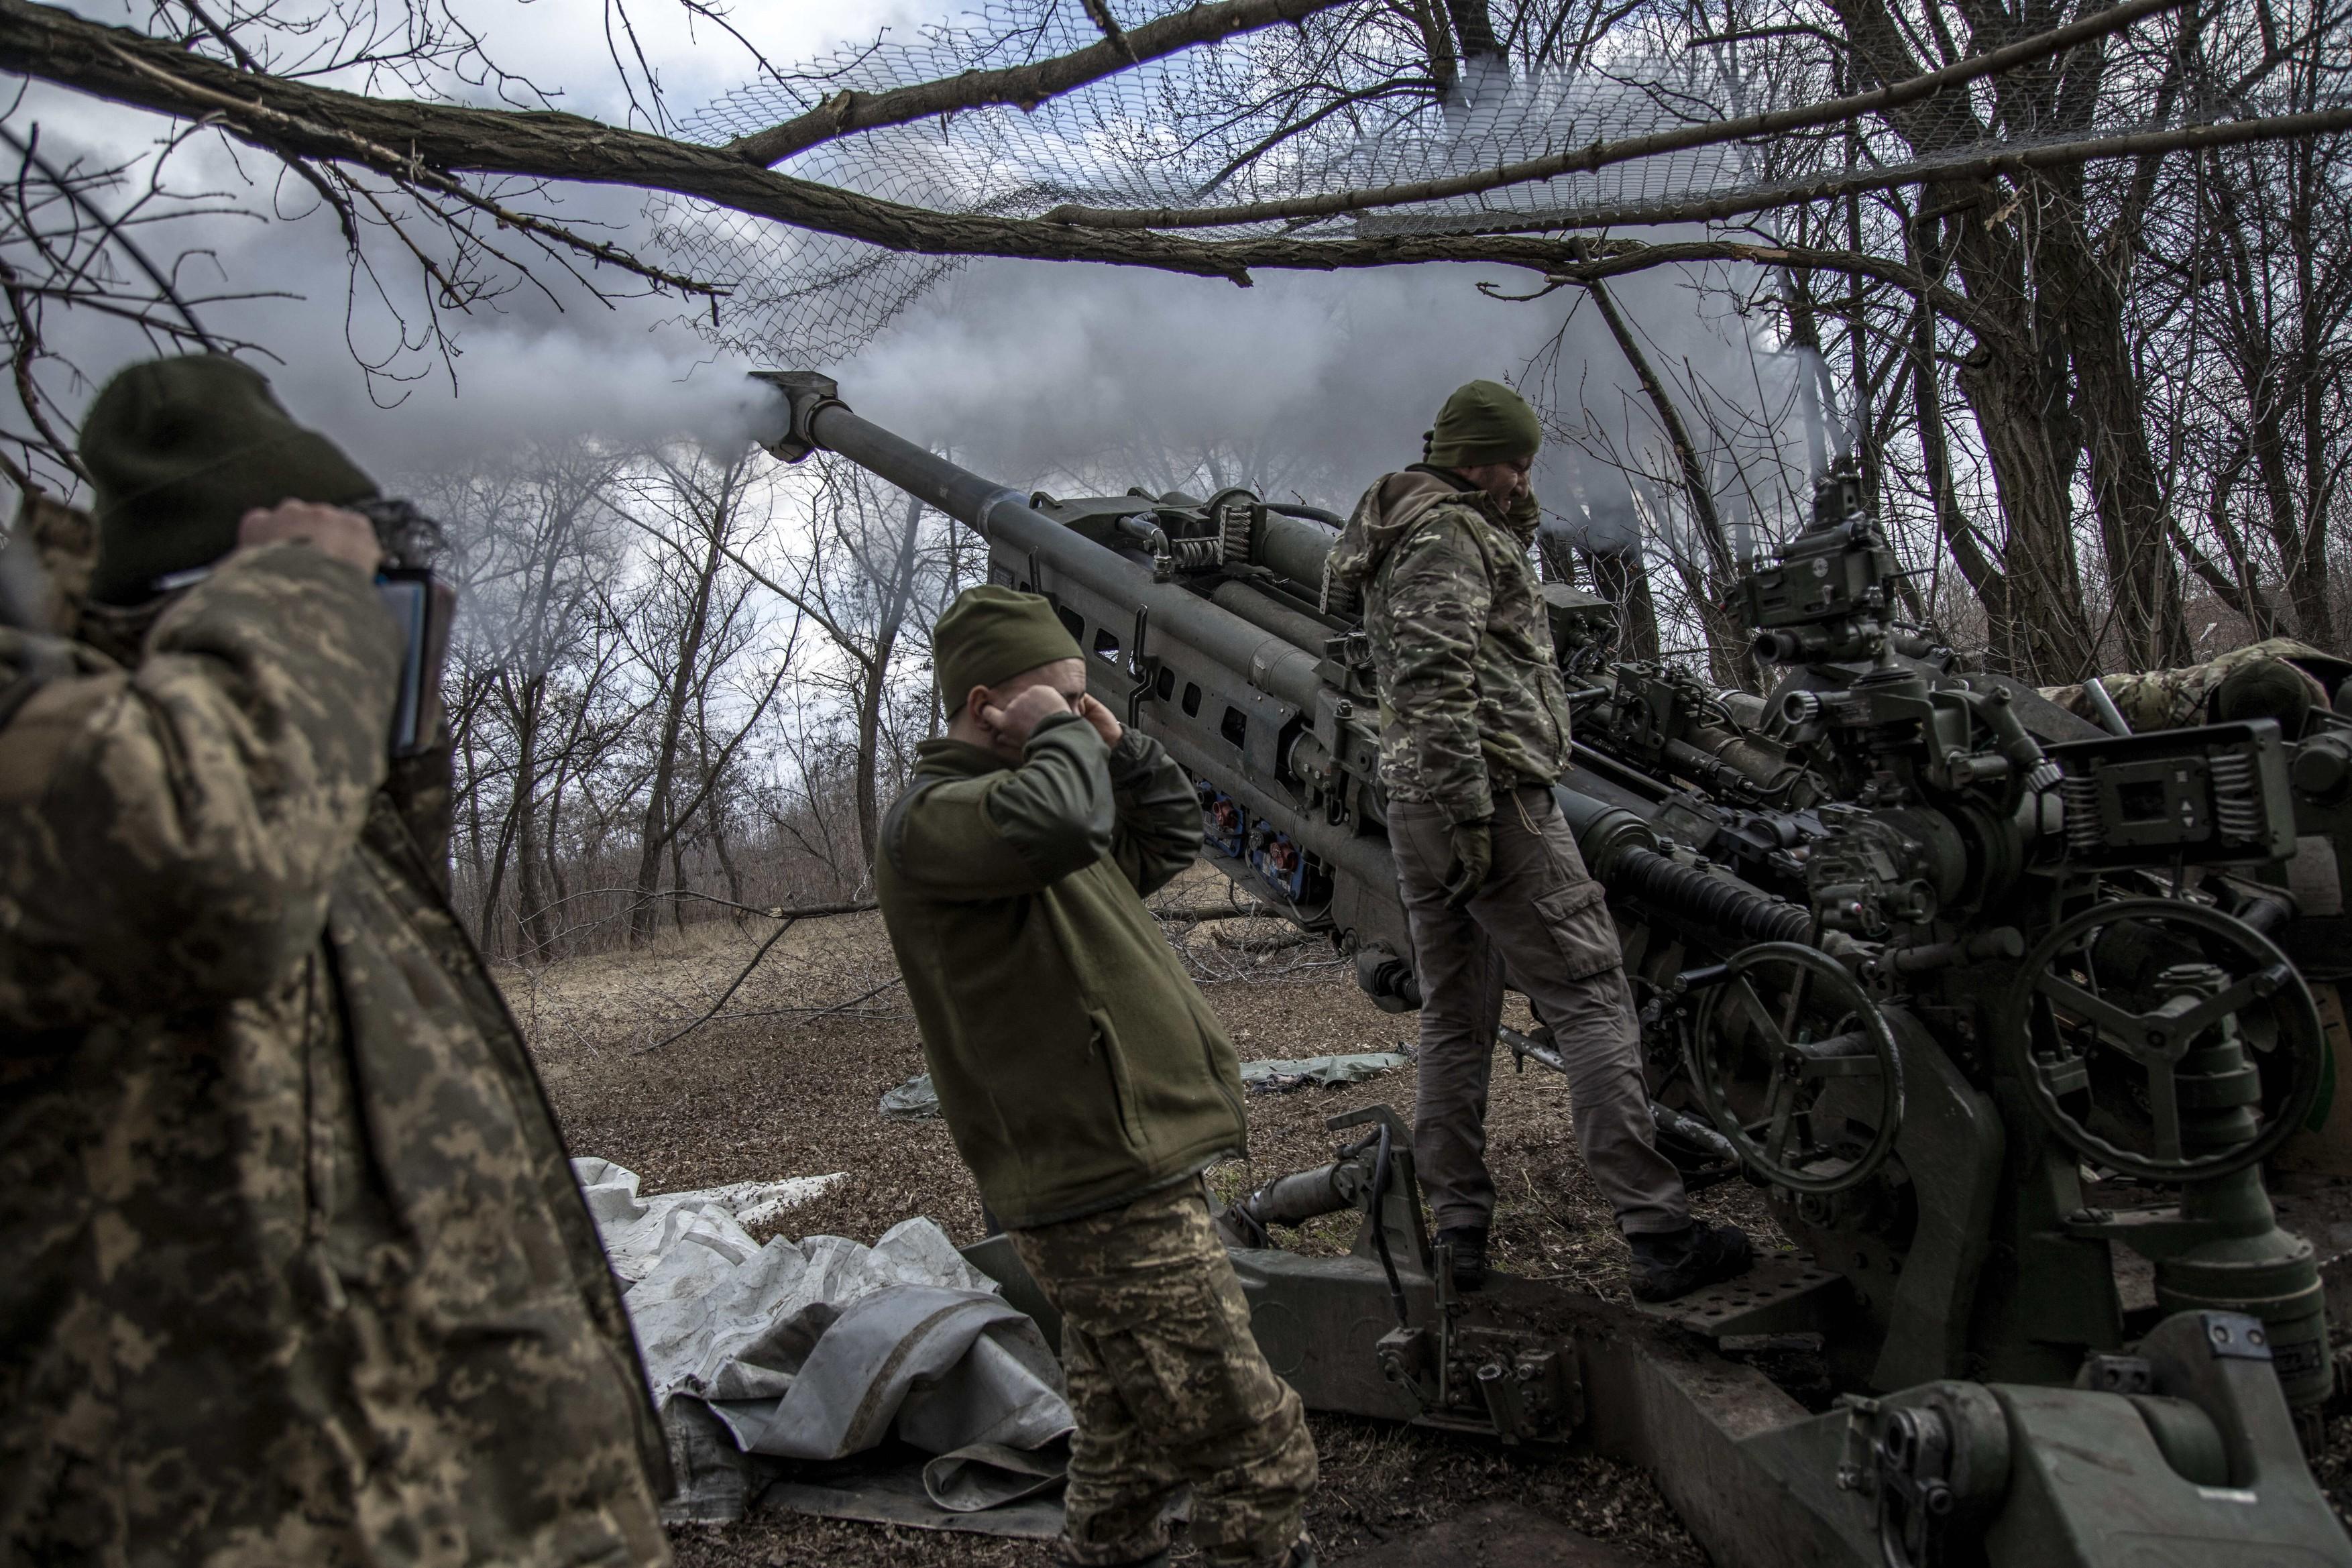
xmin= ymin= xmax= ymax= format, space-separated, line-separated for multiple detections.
xmin=1685 ymin=942 xmax=1905 ymax=1194
xmin=2003 ymin=899 xmax=2323 ymax=1182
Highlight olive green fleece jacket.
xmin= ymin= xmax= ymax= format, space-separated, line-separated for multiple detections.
xmin=877 ymin=713 xmax=1247 ymax=1229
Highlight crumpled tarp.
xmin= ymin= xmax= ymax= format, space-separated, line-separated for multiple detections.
xmin=881 ymin=1052 xmax=1408 ymax=1119
xmin=1239 ymin=1052 xmax=1412 ymax=1093
xmin=577 ymin=1160 xmax=846 ymax=1282
xmin=573 ymin=1159 xmax=1073 ymax=1523
xmin=880 ymin=1072 xmax=942 ymax=1119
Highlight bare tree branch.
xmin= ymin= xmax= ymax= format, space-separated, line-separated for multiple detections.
xmin=1038 ymin=0 xmax=2189 ymax=228
xmin=11 ymin=0 xmax=2331 ymax=298
xmin=1353 ymin=105 xmax=2352 ymax=241
xmin=722 ymin=0 xmax=1350 ymax=168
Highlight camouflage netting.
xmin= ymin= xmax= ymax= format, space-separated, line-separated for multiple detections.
xmin=647 ymin=0 xmax=2342 ymax=363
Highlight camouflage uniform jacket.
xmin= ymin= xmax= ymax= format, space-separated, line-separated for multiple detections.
xmin=0 ymin=545 xmax=671 ymax=1567
xmin=2041 ymin=637 xmax=2351 ymax=733
xmin=877 ymin=714 xmax=1247 ymax=1229
xmin=1329 ymin=467 xmax=1573 ymax=826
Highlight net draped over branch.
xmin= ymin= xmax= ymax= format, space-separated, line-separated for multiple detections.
xmin=650 ymin=0 xmax=2349 ymax=361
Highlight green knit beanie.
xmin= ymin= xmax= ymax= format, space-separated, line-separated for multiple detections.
xmin=934 ymin=584 xmax=1083 ymax=714
xmin=79 ymin=354 xmax=379 ymax=604
xmin=1424 ymin=379 xmax=1543 ymax=469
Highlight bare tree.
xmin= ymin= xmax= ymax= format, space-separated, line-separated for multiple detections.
xmin=606 ymin=444 xmax=787 ymax=946
xmin=420 ymin=444 xmax=634 ymax=956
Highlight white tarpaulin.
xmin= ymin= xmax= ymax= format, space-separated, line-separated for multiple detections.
xmin=573 ymin=1160 xmax=1073 ymax=1523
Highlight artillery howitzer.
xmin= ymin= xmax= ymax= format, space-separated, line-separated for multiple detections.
xmin=754 ymin=372 xmax=2352 ymax=1568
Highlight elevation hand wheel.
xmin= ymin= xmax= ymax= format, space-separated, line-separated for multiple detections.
xmin=1685 ymin=942 xmax=1905 ymax=1195
xmin=2003 ymin=899 xmax=2324 ymax=1183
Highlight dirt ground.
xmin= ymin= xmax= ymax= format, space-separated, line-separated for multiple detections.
xmin=514 ymin=865 xmax=2352 ymax=1567
xmin=519 ymin=866 xmax=1744 ymax=1565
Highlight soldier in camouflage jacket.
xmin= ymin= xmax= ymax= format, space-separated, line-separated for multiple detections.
xmin=1328 ymin=380 xmax=1750 ymax=1304
xmin=0 ymin=357 xmax=671 ymax=1567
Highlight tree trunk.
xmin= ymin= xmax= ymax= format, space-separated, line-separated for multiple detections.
xmin=1954 ymin=343 xmax=2099 ymax=679
xmin=478 ymin=797 xmax=519 ymax=961
xmin=2290 ymin=136 xmax=2340 ymax=649
xmin=1908 ymin=290 xmax=2013 ymax=661
xmin=853 ymin=628 xmax=895 ymax=872
xmin=1583 ymin=273 xmax=1758 ymax=691
xmin=542 ymin=761 xmax=572 ymax=962
xmin=852 ymin=492 xmax=929 ymax=870
xmin=457 ymin=720 xmax=494 ymax=942
xmin=710 ymin=796 xmax=747 ymax=922
xmin=516 ymin=791 xmax=550 ymax=963
xmin=668 ymin=796 xmax=690 ymax=934
xmin=1834 ymin=0 xmax=2138 ymax=682
xmin=2039 ymin=205 xmax=2188 ymax=669
xmin=630 ymin=520 xmax=725 ymax=946
xmin=509 ymin=675 xmax=559 ymax=961
xmin=1586 ymin=546 xmax=1661 ymax=662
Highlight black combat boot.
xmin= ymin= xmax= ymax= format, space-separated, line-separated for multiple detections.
xmin=1435 ymin=1225 xmax=1488 ymax=1292
xmin=1628 ymin=1221 xmax=1752 ymax=1302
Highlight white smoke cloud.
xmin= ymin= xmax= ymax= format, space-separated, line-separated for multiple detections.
xmin=834 ymin=257 xmax=1710 ymax=512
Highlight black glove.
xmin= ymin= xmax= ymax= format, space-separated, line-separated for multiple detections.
xmin=1443 ymin=818 xmax=1492 ymax=909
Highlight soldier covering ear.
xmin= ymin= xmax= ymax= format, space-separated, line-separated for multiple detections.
xmin=877 ymin=584 xmax=1320 ymax=1568
xmin=0 ymin=353 xmax=673 ymax=1564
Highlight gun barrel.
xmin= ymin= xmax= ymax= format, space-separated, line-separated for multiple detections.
xmin=803 ymin=398 xmax=1033 ymax=542
xmin=769 ymin=378 xmax=1333 ymax=717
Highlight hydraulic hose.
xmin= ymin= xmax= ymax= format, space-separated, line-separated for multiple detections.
xmin=1600 ymin=844 xmax=1813 ymax=945
xmin=1554 ymin=786 xmax=1812 ymax=945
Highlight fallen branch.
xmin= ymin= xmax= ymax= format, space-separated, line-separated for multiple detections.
xmin=665 ymin=982 xmax=911 ymax=1028
xmin=491 ymin=891 xmax=877 ymax=967
xmin=634 ymin=916 xmax=799 ymax=1054
xmin=797 ymin=975 xmax=907 ymax=1024
xmin=1152 ymin=901 xmax=1276 ymax=923
xmin=521 ymin=887 xmax=878 ymax=924
xmin=1209 ymin=925 xmax=1317 ymax=952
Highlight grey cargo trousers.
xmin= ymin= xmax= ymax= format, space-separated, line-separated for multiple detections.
xmin=1390 ymin=783 xmax=1689 ymax=1236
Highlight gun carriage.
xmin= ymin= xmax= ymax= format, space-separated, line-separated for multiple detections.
xmin=755 ymin=371 xmax=2352 ymax=1568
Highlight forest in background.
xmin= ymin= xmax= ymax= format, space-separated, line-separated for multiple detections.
xmin=413 ymin=444 xmax=987 ymax=962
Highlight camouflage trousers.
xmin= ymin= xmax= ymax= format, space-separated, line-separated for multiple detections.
xmin=1009 ymin=1180 xmax=1318 ymax=1566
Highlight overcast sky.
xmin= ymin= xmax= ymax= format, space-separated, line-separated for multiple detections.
xmin=15 ymin=0 xmax=1798 ymax=518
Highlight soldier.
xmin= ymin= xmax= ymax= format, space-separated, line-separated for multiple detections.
xmin=1328 ymin=380 xmax=1752 ymax=1302
xmin=877 ymin=585 xmax=1317 ymax=1568
xmin=2043 ymin=637 xmax=2352 ymax=736
xmin=0 ymin=356 xmax=672 ymax=1565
